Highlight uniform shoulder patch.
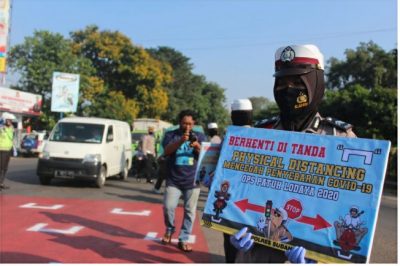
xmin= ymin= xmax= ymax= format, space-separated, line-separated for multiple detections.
xmin=322 ymin=117 xmax=353 ymax=131
xmin=254 ymin=116 xmax=279 ymax=129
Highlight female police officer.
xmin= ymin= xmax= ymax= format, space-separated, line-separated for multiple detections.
xmin=230 ymin=44 xmax=356 ymax=263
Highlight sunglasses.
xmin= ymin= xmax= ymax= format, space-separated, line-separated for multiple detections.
xmin=274 ymin=212 xmax=281 ymax=218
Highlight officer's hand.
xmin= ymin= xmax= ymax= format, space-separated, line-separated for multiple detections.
xmin=230 ymin=227 xmax=254 ymax=252
xmin=285 ymin=246 xmax=306 ymax=263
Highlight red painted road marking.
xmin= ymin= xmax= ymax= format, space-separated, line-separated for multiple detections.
xmin=1 ymin=195 xmax=210 ymax=263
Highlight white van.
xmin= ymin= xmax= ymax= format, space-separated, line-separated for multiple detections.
xmin=37 ymin=117 xmax=132 ymax=188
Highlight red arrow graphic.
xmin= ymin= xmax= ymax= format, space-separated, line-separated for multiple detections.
xmin=234 ymin=199 xmax=265 ymax=213
xmin=296 ymin=214 xmax=332 ymax=230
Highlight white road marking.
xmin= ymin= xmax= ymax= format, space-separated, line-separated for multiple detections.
xmin=26 ymin=223 xmax=84 ymax=235
xmin=20 ymin=203 xmax=64 ymax=210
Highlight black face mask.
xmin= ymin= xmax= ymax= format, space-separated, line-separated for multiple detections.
xmin=274 ymin=87 xmax=309 ymax=120
xmin=231 ymin=110 xmax=253 ymax=126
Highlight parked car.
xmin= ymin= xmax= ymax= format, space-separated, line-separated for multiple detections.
xmin=19 ymin=131 xmax=48 ymax=156
xmin=37 ymin=117 xmax=132 ymax=188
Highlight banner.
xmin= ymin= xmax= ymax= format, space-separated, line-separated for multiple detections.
xmin=201 ymin=126 xmax=390 ymax=263
xmin=0 ymin=87 xmax=42 ymax=116
xmin=51 ymin=72 xmax=80 ymax=113
xmin=0 ymin=0 xmax=10 ymax=72
xmin=194 ymin=142 xmax=221 ymax=186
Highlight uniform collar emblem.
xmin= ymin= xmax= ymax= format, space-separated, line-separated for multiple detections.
xmin=280 ymin=46 xmax=295 ymax=62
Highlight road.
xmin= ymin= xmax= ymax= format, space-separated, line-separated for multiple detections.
xmin=1 ymin=157 xmax=397 ymax=263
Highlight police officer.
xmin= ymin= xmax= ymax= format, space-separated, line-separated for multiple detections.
xmin=230 ymin=44 xmax=356 ymax=263
xmin=0 ymin=113 xmax=15 ymax=190
xmin=256 ymin=44 xmax=356 ymax=137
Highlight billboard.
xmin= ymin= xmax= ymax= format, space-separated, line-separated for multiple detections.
xmin=0 ymin=87 xmax=42 ymax=116
xmin=51 ymin=72 xmax=80 ymax=113
xmin=201 ymin=126 xmax=390 ymax=263
xmin=0 ymin=0 xmax=10 ymax=72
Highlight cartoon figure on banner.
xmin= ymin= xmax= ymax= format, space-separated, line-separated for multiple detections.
xmin=333 ymin=206 xmax=368 ymax=258
xmin=212 ymin=180 xmax=231 ymax=222
xmin=256 ymin=200 xmax=293 ymax=243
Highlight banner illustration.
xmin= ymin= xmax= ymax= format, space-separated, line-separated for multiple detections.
xmin=201 ymin=126 xmax=390 ymax=263
xmin=194 ymin=142 xmax=221 ymax=187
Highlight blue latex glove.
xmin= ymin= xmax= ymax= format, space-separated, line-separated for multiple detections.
xmin=285 ymin=246 xmax=306 ymax=263
xmin=230 ymin=227 xmax=254 ymax=252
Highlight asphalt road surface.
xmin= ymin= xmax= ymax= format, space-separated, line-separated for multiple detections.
xmin=0 ymin=157 xmax=397 ymax=263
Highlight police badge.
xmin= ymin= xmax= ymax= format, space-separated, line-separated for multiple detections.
xmin=280 ymin=46 xmax=295 ymax=62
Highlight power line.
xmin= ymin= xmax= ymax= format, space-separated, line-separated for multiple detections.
xmin=140 ymin=28 xmax=396 ymax=51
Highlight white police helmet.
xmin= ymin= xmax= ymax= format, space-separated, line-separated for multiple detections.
xmin=276 ymin=207 xmax=288 ymax=221
xmin=274 ymin=44 xmax=324 ymax=77
xmin=1 ymin=112 xmax=16 ymax=120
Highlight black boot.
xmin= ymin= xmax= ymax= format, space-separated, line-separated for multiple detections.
xmin=0 ymin=171 xmax=9 ymax=190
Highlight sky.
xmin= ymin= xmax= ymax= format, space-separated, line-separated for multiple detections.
xmin=8 ymin=0 xmax=397 ymax=107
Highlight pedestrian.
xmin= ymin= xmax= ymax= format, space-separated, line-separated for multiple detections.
xmin=140 ymin=126 xmax=157 ymax=184
xmin=230 ymin=44 xmax=357 ymax=263
xmin=207 ymin=122 xmax=222 ymax=144
xmin=223 ymin=98 xmax=254 ymax=263
xmin=161 ymin=109 xmax=207 ymax=252
xmin=0 ymin=112 xmax=16 ymax=190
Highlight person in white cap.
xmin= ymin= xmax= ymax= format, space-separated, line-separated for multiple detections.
xmin=230 ymin=99 xmax=253 ymax=127
xmin=207 ymin=122 xmax=222 ymax=144
xmin=0 ymin=112 xmax=15 ymax=190
xmin=222 ymin=98 xmax=254 ymax=263
xmin=230 ymin=45 xmax=357 ymax=263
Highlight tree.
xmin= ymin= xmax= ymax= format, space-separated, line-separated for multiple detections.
xmin=249 ymin=96 xmax=279 ymax=121
xmin=147 ymin=46 xmax=229 ymax=126
xmin=326 ymin=41 xmax=397 ymax=90
xmin=70 ymin=25 xmax=172 ymax=118
xmin=324 ymin=42 xmax=397 ymax=186
xmin=321 ymin=85 xmax=396 ymax=144
xmin=8 ymin=30 xmax=95 ymax=129
xmin=86 ymin=90 xmax=139 ymax=124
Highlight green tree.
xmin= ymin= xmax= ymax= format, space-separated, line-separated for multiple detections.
xmin=249 ymin=96 xmax=279 ymax=122
xmin=321 ymin=85 xmax=397 ymax=144
xmin=8 ymin=30 xmax=95 ymax=129
xmin=326 ymin=41 xmax=397 ymax=90
xmin=86 ymin=90 xmax=139 ymax=124
xmin=324 ymin=42 xmax=397 ymax=187
xmin=70 ymin=25 xmax=172 ymax=118
xmin=147 ymin=46 xmax=229 ymax=127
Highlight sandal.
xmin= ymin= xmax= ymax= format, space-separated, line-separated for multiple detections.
xmin=178 ymin=241 xmax=193 ymax=252
xmin=161 ymin=232 xmax=172 ymax=244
